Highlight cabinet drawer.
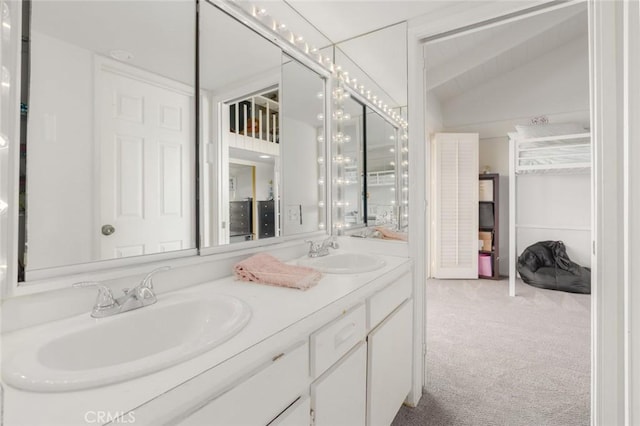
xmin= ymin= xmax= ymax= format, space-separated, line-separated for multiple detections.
xmin=367 ymin=271 xmax=412 ymax=330
xmin=310 ymin=303 xmax=366 ymax=378
xmin=269 ymin=396 xmax=310 ymax=426
xmin=180 ymin=341 xmax=308 ymax=426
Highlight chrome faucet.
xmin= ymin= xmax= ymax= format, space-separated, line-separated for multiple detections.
xmin=73 ymin=266 xmax=171 ymax=318
xmin=306 ymin=236 xmax=339 ymax=258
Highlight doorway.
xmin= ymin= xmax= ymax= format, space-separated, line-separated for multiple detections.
xmin=421 ymin=3 xmax=592 ymax=424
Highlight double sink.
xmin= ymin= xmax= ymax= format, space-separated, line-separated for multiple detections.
xmin=2 ymin=252 xmax=385 ymax=392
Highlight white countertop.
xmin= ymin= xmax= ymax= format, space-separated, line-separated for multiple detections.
xmin=2 ymin=251 xmax=411 ymax=426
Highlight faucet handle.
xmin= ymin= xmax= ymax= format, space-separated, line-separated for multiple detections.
xmin=73 ymin=281 xmax=116 ymax=309
xmin=305 ymin=239 xmax=320 ymax=251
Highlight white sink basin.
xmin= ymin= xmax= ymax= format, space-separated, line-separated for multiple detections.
xmin=3 ymin=294 xmax=251 ymax=392
xmin=298 ymin=252 xmax=386 ymax=274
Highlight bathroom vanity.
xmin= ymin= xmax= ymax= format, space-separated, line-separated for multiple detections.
xmin=1 ymin=249 xmax=413 ymax=425
xmin=0 ymin=0 xmax=417 ymax=424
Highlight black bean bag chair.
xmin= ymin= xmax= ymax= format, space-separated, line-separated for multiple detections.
xmin=517 ymin=241 xmax=591 ymax=294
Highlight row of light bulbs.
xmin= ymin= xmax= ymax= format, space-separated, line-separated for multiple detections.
xmin=240 ymin=1 xmax=409 ymax=230
xmin=245 ymin=2 xmax=408 ymax=130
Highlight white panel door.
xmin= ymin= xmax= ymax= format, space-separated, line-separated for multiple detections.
xmin=367 ymin=300 xmax=413 ymax=426
xmin=97 ymin=64 xmax=194 ymax=259
xmin=432 ymin=133 xmax=479 ymax=278
xmin=311 ymin=342 xmax=367 ymax=426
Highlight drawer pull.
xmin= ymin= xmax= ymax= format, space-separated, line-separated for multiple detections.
xmin=334 ymin=323 xmax=356 ymax=348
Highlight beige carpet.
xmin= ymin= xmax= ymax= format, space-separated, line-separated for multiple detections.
xmin=393 ymin=278 xmax=590 ymax=426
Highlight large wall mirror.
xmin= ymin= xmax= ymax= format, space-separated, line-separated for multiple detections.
xmin=20 ymin=0 xmax=196 ymax=280
xmin=333 ymin=21 xmax=409 ymax=237
xmin=365 ymin=107 xmax=398 ymax=226
xmin=13 ymin=0 xmax=404 ymax=287
xmin=199 ymin=2 xmax=282 ymax=247
xmin=199 ymin=1 xmax=327 ymax=249
xmin=339 ymin=95 xmax=365 ymax=228
xmin=280 ymin=56 xmax=326 ymax=236
xmin=334 ymin=82 xmax=405 ymax=234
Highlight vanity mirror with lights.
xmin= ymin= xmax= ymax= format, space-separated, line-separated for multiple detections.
xmin=10 ymin=0 xmax=407 ymax=290
xmin=200 ymin=4 xmax=328 ymax=249
xmin=332 ymin=80 xmax=408 ymax=234
xmin=365 ymin=107 xmax=399 ymax=227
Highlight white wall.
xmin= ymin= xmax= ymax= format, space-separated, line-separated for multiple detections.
xmin=281 ymin=118 xmax=319 ymax=234
xmin=516 ymin=174 xmax=591 ymax=267
xmin=442 ymin=35 xmax=591 ymax=273
xmin=230 ymin=162 xmax=274 ymax=202
xmin=230 ymin=165 xmax=253 ymax=201
xmin=425 ymin=91 xmax=443 ymax=278
xmin=425 ymin=91 xmax=443 ymax=134
xmin=280 ymin=54 xmax=321 ymax=235
xmin=27 ymin=32 xmax=94 ymax=270
xmin=254 ymin=163 xmax=274 ymax=201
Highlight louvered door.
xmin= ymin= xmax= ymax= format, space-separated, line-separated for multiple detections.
xmin=432 ymin=133 xmax=479 ymax=278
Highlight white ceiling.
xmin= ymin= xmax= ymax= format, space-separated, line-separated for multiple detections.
xmin=32 ymin=0 xmax=581 ymax=113
xmin=32 ymin=1 xmax=286 ymax=92
xmin=284 ymin=1 xmax=453 ymax=44
xmin=424 ymin=2 xmax=588 ymax=103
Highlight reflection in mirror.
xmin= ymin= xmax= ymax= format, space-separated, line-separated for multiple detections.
xmin=365 ymin=108 xmax=398 ymax=227
xmin=334 ymin=21 xmax=407 ymax=112
xmin=200 ymin=3 xmax=282 ymax=246
xmin=200 ymin=4 xmax=326 ymax=247
xmin=21 ymin=1 xmax=196 ymax=278
xmin=280 ymin=56 xmax=326 ymax=235
xmin=398 ymin=125 xmax=409 ymax=231
xmin=339 ymin=95 xmax=365 ymax=228
xmin=332 ymin=21 xmax=409 ymax=238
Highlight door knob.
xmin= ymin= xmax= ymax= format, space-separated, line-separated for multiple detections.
xmin=101 ymin=224 xmax=116 ymax=236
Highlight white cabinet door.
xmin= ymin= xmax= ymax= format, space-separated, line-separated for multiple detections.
xmin=432 ymin=132 xmax=479 ymax=278
xmin=367 ymin=300 xmax=413 ymax=426
xmin=311 ymin=342 xmax=367 ymax=426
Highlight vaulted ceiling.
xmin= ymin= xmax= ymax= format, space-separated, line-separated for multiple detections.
xmin=424 ymin=2 xmax=588 ymax=103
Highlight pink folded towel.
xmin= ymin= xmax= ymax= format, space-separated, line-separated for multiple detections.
xmin=233 ymin=253 xmax=322 ymax=290
xmin=374 ymin=226 xmax=408 ymax=241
